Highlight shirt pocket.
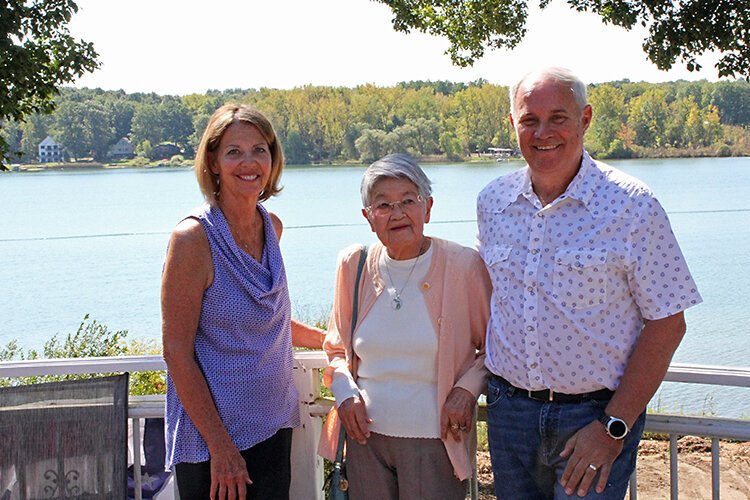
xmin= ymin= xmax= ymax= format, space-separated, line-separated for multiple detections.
xmin=552 ymin=247 xmax=608 ymax=310
xmin=482 ymin=245 xmax=513 ymax=300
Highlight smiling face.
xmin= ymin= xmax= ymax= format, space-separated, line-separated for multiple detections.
xmin=362 ymin=176 xmax=433 ymax=260
xmin=511 ymin=78 xmax=592 ymax=183
xmin=210 ymin=121 xmax=272 ymax=204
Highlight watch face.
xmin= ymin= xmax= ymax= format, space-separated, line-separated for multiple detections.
xmin=608 ymin=418 xmax=628 ymax=438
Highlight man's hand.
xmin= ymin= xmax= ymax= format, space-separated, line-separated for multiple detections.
xmin=440 ymin=387 xmax=476 ymax=441
xmin=559 ymin=420 xmax=623 ymax=496
xmin=338 ymin=396 xmax=371 ymax=445
xmin=209 ymin=443 xmax=252 ymax=500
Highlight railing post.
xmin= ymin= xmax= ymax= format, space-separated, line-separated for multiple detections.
xmin=629 ymin=468 xmax=638 ymax=500
xmin=711 ymin=438 xmax=720 ymax=500
xmin=290 ymin=359 xmax=325 ymax=500
xmin=131 ymin=417 xmax=143 ymax=500
xmin=670 ymin=434 xmax=679 ymax=499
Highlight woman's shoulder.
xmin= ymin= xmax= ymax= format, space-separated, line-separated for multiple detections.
xmin=267 ymin=210 xmax=283 ymax=240
xmin=337 ymin=242 xmax=370 ymax=264
xmin=170 ymin=217 xmax=210 ymax=256
xmin=432 ymin=237 xmax=481 ymax=262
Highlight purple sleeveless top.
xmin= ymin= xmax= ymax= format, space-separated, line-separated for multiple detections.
xmin=165 ymin=203 xmax=300 ymax=468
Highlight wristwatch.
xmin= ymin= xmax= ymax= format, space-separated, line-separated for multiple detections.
xmin=598 ymin=414 xmax=630 ymax=440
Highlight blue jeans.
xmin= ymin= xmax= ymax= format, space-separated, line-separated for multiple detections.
xmin=486 ymin=376 xmax=645 ymax=500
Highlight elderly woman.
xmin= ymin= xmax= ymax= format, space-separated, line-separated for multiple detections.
xmin=161 ymin=104 xmax=323 ymax=500
xmin=320 ymin=153 xmax=492 ymax=499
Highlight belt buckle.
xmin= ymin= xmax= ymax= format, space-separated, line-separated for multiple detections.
xmin=527 ymin=389 xmax=554 ymax=402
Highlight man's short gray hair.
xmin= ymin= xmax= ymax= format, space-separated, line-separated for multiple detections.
xmin=509 ymin=67 xmax=588 ymax=118
xmin=360 ymin=153 xmax=433 ymax=207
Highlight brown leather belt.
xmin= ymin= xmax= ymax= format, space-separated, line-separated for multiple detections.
xmin=492 ymin=374 xmax=613 ymax=404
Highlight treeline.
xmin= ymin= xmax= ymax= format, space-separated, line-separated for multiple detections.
xmin=2 ymin=79 xmax=750 ymax=165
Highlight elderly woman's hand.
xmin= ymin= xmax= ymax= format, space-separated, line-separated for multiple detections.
xmin=440 ymin=387 xmax=476 ymax=441
xmin=338 ymin=396 xmax=371 ymax=445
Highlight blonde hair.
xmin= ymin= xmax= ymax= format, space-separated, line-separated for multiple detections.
xmin=195 ymin=104 xmax=284 ymax=205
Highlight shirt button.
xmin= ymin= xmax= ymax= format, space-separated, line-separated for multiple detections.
xmin=530 ymin=362 xmax=538 ymax=369
xmin=526 ymin=325 xmax=534 ymax=332
xmin=527 ymin=286 xmax=534 ymax=292
xmin=531 ymin=248 xmax=539 ymax=255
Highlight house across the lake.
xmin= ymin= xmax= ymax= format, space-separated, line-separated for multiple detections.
xmin=107 ymin=137 xmax=135 ymax=160
xmin=38 ymin=136 xmax=66 ymax=163
xmin=151 ymin=142 xmax=182 ymax=161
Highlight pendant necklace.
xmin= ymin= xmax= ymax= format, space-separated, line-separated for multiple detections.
xmin=383 ymin=242 xmax=424 ymax=311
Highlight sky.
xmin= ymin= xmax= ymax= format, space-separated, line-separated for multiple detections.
xmin=68 ymin=0 xmax=725 ymax=96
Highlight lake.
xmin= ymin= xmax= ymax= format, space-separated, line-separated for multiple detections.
xmin=1 ymin=157 xmax=749 ymax=417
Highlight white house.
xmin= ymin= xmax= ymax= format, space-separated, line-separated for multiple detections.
xmin=107 ymin=137 xmax=135 ymax=160
xmin=38 ymin=136 xmax=65 ymax=163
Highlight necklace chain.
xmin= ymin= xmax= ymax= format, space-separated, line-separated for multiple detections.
xmin=383 ymin=239 xmax=426 ymax=311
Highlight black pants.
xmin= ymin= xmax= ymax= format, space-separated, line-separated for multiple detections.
xmin=175 ymin=428 xmax=293 ymax=500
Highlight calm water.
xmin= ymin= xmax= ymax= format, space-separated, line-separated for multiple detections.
xmin=1 ymin=158 xmax=749 ymax=417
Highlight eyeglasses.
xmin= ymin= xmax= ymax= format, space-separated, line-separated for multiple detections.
xmin=366 ymin=195 xmax=424 ymax=217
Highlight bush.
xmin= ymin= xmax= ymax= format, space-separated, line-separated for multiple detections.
xmin=169 ymin=154 xmax=185 ymax=165
xmin=131 ymin=156 xmax=149 ymax=167
xmin=716 ymin=144 xmax=733 ymax=157
xmin=0 ymin=315 xmax=165 ymax=396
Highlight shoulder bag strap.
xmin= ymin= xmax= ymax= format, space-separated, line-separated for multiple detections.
xmin=334 ymin=244 xmax=368 ymax=462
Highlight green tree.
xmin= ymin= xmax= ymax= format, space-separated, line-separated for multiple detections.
xmin=377 ymin=0 xmax=750 ymax=78
xmin=284 ymin=130 xmax=310 ymax=165
xmin=52 ymin=100 xmax=114 ymax=161
xmin=131 ymin=99 xmax=193 ymax=148
xmin=52 ymin=101 xmax=89 ymax=159
xmin=711 ymin=81 xmax=750 ymax=126
xmin=627 ymin=89 xmax=669 ymax=147
xmin=355 ymin=129 xmax=389 ymax=162
xmin=587 ymin=85 xmax=627 ymax=156
xmin=19 ymin=113 xmax=51 ymax=161
xmin=0 ymin=120 xmax=24 ymax=163
xmin=108 ymin=99 xmax=135 ymax=142
xmin=439 ymin=131 xmax=463 ymax=160
xmin=0 ymin=0 xmax=99 ymax=164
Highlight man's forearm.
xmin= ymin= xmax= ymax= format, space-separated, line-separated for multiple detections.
xmin=604 ymin=313 xmax=687 ymax=426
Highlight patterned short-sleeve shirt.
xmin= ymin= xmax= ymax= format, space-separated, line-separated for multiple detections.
xmin=477 ymin=151 xmax=702 ymax=393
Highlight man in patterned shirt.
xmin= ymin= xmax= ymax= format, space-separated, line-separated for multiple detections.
xmin=477 ymin=67 xmax=702 ymax=499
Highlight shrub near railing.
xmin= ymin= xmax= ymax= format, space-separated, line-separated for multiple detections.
xmin=0 ymin=315 xmax=166 ymax=396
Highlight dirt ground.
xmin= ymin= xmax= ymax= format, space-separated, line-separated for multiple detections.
xmin=475 ymin=436 xmax=750 ymax=499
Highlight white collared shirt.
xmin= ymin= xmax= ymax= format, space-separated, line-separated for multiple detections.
xmin=477 ymin=151 xmax=702 ymax=393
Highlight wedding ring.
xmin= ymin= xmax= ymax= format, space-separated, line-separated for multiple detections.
xmin=588 ymin=464 xmax=598 ymax=472
xmin=460 ymin=426 xmax=467 ymax=432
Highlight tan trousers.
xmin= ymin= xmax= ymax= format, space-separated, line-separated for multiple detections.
xmin=346 ymin=432 xmax=467 ymax=500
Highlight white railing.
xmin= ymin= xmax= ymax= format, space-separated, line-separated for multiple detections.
xmin=1 ymin=354 xmax=749 ymax=500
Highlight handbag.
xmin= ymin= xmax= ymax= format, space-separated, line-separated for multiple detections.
xmin=325 ymin=245 xmax=367 ymax=500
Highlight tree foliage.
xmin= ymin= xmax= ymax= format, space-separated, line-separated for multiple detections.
xmin=0 ymin=0 xmax=99 ymax=164
xmin=376 ymin=0 xmax=750 ymax=79
xmin=6 ymin=79 xmax=750 ymax=166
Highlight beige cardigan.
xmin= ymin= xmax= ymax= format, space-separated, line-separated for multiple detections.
xmin=318 ymin=237 xmax=492 ymax=480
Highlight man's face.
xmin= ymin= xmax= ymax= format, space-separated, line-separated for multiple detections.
xmin=510 ymin=78 xmax=592 ymax=180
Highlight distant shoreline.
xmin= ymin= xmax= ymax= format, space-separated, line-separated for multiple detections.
xmin=4 ymin=150 xmax=749 ymax=173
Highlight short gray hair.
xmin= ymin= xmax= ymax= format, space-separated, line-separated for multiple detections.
xmin=509 ymin=67 xmax=588 ymax=118
xmin=360 ymin=153 xmax=432 ymax=207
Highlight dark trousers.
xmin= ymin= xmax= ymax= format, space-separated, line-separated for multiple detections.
xmin=175 ymin=427 xmax=293 ymax=500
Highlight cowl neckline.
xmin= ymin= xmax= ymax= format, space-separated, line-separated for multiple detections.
xmin=207 ymin=203 xmax=284 ymax=297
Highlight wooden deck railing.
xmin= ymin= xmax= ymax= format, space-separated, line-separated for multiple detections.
xmin=1 ymin=353 xmax=748 ymax=500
